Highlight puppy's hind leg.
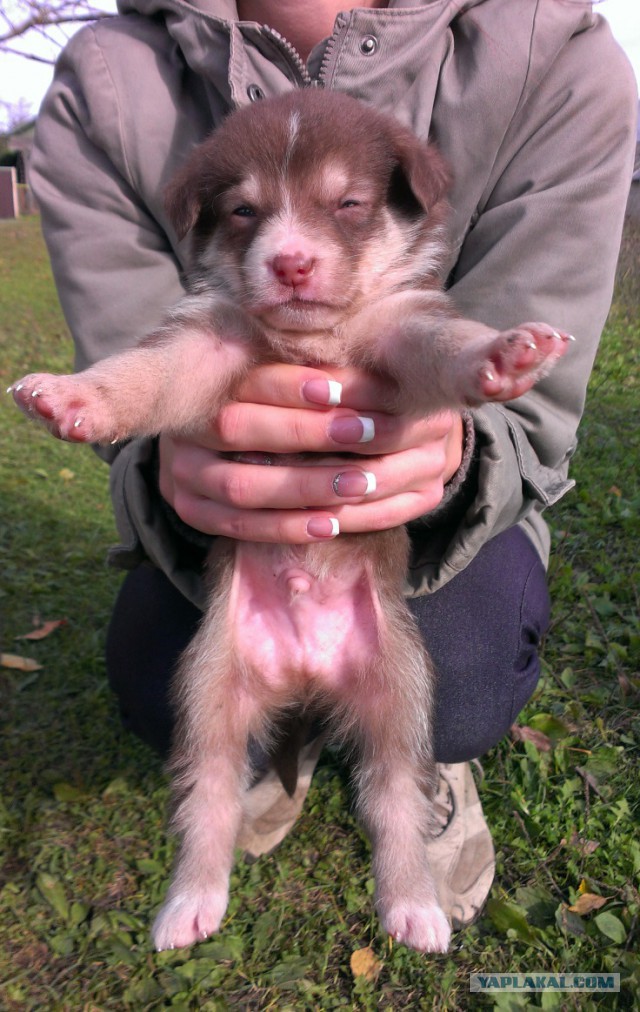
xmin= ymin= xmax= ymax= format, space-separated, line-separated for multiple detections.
xmin=349 ymin=635 xmax=451 ymax=953
xmin=152 ymin=622 xmax=267 ymax=951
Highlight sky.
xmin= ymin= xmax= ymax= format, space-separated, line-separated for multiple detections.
xmin=0 ymin=0 xmax=639 ymax=130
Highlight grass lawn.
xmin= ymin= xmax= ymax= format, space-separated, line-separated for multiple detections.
xmin=0 ymin=215 xmax=638 ymax=1010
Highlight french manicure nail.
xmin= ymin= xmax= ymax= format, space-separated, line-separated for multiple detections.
xmin=329 ymin=416 xmax=375 ymax=444
xmin=307 ymin=517 xmax=340 ymax=538
xmin=303 ymin=378 xmax=342 ymax=406
xmin=332 ymin=470 xmax=376 ymax=497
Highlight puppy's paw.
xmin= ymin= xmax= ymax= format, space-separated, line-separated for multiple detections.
xmin=152 ymin=886 xmax=229 ymax=952
xmin=9 ymin=373 xmax=119 ymax=443
xmin=381 ymin=901 xmax=451 ymax=953
xmin=463 ymin=323 xmax=572 ymax=405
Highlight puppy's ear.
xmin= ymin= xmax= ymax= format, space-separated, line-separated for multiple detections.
xmin=390 ymin=128 xmax=451 ymax=215
xmin=164 ymin=163 xmax=203 ymax=241
xmin=165 ymin=176 xmax=202 ymax=242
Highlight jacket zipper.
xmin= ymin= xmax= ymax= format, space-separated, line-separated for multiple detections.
xmin=262 ymin=26 xmax=313 ymax=86
xmin=316 ymin=14 xmax=348 ymax=86
xmin=262 ymin=15 xmax=349 ymax=88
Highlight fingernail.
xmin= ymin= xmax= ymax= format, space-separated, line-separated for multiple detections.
xmin=303 ymin=378 xmax=342 ymax=406
xmin=329 ymin=416 xmax=375 ymax=444
xmin=306 ymin=517 xmax=340 ymax=538
xmin=332 ymin=470 xmax=376 ymax=497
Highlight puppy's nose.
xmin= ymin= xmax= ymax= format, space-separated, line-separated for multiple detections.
xmin=271 ymin=253 xmax=315 ymax=287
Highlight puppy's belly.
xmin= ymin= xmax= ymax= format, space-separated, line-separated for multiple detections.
xmin=230 ymin=543 xmax=384 ymax=691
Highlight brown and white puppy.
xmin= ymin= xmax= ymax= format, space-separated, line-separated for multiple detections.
xmin=11 ymin=90 xmax=570 ymax=954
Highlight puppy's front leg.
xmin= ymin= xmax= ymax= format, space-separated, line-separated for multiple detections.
xmin=11 ymin=307 xmax=257 ymax=444
xmin=347 ymin=295 xmax=572 ymax=413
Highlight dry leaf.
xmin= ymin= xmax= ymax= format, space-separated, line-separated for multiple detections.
xmin=350 ymin=946 xmax=382 ymax=982
xmin=576 ymin=766 xmax=605 ymax=798
xmin=617 ymin=672 xmax=634 ymax=696
xmin=58 ymin=468 xmax=75 ymax=481
xmin=16 ymin=619 xmax=67 ymax=641
xmin=510 ymin=724 xmax=552 ymax=752
xmin=568 ymin=832 xmax=600 ymax=856
xmin=1 ymin=653 xmax=43 ymax=672
xmin=569 ymin=893 xmax=608 ymax=916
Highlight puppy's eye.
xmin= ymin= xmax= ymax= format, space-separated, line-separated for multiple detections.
xmin=232 ymin=205 xmax=257 ymax=218
xmin=339 ymin=199 xmax=361 ymax=210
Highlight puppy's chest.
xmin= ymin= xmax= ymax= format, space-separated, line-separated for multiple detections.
xmin=263 ymin=327 xmax=354 ymax=369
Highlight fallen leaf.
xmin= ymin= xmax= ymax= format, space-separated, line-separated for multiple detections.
xmin=16 ymin=618 xmax=67 ymax=641
xmin=58 ymin=468 xmax=75 ymax=481
xmin=1 ymin=653 xmax=43 ymax=672
xmin=510 ymin=724 xmax=552 ymax=752
xmin=608 ymin=486 xmax=622 ymax=497
xmin=569 ymin=893 xmax=608 ymax=916
xmin=617 ymin=672 xmax=634 ymax=696
xmin=576 ymin=766 xmax=605 ymax=798
xmin=350 ymin=946 xmax=382 ymax=982
xmin=568 ymin=832 xmax=600 ymax=856
xmin=595 ymin=911 xmax=627 ymax=944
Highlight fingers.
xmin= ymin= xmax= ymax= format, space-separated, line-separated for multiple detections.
xmin=201 ymin=401 xmax=456 ymax=456
xmin=233 ymin=362 xmax=393 ymax=412
xmin=159 ymin=423 xmax=459 ymax=543
xmin=172 ymin=447 xmax=440 ymax=512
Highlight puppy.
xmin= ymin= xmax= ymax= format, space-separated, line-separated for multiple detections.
xmin=11 ymin=89 xmax=570 ymax=954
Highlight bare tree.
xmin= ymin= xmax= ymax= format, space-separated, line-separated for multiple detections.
xmin=0 ymin=96 xmax=33 ymax=128
xmin=0 ymin=0 xmax=114 ymax=64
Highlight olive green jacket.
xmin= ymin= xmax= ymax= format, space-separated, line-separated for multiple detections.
xmin=30 ymin=0 xmax=637 ymax=608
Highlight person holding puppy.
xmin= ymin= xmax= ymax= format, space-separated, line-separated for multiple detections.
xmin=29 ymin=0 xmax=637 ymax=931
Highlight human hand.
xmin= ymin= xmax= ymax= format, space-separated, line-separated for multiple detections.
xmin=158 ymin=363 xmax=464 ymax=543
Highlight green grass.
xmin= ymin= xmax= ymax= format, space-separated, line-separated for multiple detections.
xmin=1 ymin=216 xmax=638 ymax=1010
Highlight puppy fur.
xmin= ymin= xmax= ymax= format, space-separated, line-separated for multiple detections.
xmin=12 ymin=89 xmax=570 ymax=954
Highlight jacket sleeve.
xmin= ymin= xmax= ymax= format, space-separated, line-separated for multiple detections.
xmin=30 ymin=22 xmax=216 ymax=606
xmin=30 ymin=23 xmax=187 ymax=380
xmin=408 ymin=16 xmax=638 ymax=594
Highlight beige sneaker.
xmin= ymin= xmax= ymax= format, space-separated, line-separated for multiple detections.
xmin=428 ymin=762 xmax=496 ymax=928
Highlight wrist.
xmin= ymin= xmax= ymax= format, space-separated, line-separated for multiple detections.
xmin=443 ymin=412 xmax=465 ymax=485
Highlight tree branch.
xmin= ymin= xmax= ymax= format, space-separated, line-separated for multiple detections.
xmin=0 ymin=6 xmax=112 ymax=47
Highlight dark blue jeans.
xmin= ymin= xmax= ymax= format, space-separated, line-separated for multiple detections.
xmin=106 ymin=526 xmax=549 ymax=762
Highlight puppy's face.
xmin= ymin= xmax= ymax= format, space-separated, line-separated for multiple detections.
xmin=167 ymin=92 xmax=450 ymax=332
